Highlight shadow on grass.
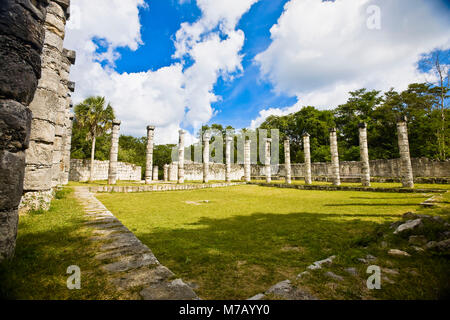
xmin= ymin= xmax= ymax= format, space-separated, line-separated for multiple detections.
xmin=324 ymin=203 xmax=421 ymax=207
xmin=133 ymin=211 xmax=384 ymax=299
xmin=0 ymin=220 xmax=93 ymax=300
xmin=350 ymin=196 xmax=428 ymax=200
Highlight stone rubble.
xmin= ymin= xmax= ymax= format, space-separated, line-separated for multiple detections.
xmin=388 ymin=249 xmax=411 ymax=257
xmin=394 ymin=219 xmax=423 ymax=235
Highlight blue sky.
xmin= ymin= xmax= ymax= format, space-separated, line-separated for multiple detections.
xmin=65 ymin=0 xmax=450 ymax=144
xmin=111 ymin=0 xmax=296 ymax=130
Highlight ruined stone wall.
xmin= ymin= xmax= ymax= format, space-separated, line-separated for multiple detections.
xmin=22 ymin=0 xmax=75 ymax=211
xmin=184 ymin=163 xmax=244 ymax=181
xmin=0 ymin=0 xmax=49 ymax=261
xmin=253 ymin=158 xmax=450 ymax=178
xmin=69 ymin=159 xmax=142 ymax=182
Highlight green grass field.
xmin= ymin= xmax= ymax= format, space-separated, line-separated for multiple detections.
xmin=96 ymin=185 xmax=450 ymax=300
xmin=0 ymin=189 xmax=125 ymax=300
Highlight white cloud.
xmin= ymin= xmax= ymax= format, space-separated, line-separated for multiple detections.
xmin=65 ymin=0 xmax=258 ymax=144
xmin=252 ymin=0 xmax=450 ymax=126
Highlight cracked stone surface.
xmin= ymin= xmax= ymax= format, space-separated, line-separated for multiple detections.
xmin=74 ymin=187 xmax=198 ymax=300
xmin=140 ymin=279 xmax=199 ymax=300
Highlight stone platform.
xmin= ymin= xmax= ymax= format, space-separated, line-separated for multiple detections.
xmin=89 ymin=182 xmax=245 ymax=193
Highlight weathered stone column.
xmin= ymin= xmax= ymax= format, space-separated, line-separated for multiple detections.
xmin=284 ymin=138 xmax=292 ymax=184
xmin=397 ymin=117 xmax=414 ymax=188
xmin=108 ymin=120 xmax=121 ymax=185
xmin=22 ymin=0 xmax=73 ymax=210
xmin=163 ymin=164 xmax=169 ymax=182
xmin=169 ymin=163 xmax=178 ymax=182
xmin=178 ymin=130 xmax=185 ymax=184
xmin=303 ymin=132 xmax=312 ymax=185
xmin=359 ymin=123 xmax=371 ymax=187
xmin=153 ymin=166 xmax=159 ymax=181
xmin=0 ymin=0 xmax=48 ymax=261
xmin=265 ymin=138 xmax=272 ymax=183
xmin=203 ymin=133 xmax=210 ymax=183
xmin=244 ymin=139 xmax=251 ymax=182
xmin=330 ymin=128 xmax=341 ymax=186
xmin=225 ymin=135 xmax=232 ymax=183
xmin=61 ymin=114 xmax=74 ymax=185
xmin=145 ymin=126 xmax=155 ymax=184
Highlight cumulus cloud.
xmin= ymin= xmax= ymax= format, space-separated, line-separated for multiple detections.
xmin=252 ymin=0 xmax=450 ymax=127
xmin=65 ymin=0 xmax=258 ymax=144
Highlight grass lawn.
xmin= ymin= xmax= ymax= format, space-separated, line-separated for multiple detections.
xmin=96 ymin=185 xmax=449 ymax=300
xmin=0 ymin=189 xmax=125 ymax=300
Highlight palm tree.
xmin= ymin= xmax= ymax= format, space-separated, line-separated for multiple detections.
xmin=74 ymin=96 xmax=115 ymax=182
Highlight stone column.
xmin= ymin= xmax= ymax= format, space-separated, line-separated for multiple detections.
xmin=284 ymin=138 xmax=292 ymax=184
xmin=22 ymin=0 xmax=73 ymax=211
xmin=61 ymin=114 xmax=74 ymax=185
xmin=359 ymin=123 xmax=371 ymax=187
xmin=303 ymin=132 xmax=312 ymax=185
xmin=330 ymin=128 xmax=341 ymax=186
xmin=108 ymin=120 xmax=121 ymax=185
xmin=153 ymin=166 xmax=159 ymax=181
xmin=265 ymin=138 xmax=272 ymax=183
xmin=203 ymin=133 xmax=210 ymax=183
xmin=225 ymin=136 xmax=232 ymax=183
xmin=169 ymin=163 xmax=178 ymax=181
xmin=145 ymin=126 xmax=155 ymax=184
xmin=244 ymin=139 xmax=251 ymax=182
xmin=397 ymin=117 xmax=414 ymax=188
xmin=0 ymin=0 xmax=48 ymax=261
xmin=163 ymin=164 xmax=169 ymax=182
xmin=178 ymin=130 xmax=185 ymax=184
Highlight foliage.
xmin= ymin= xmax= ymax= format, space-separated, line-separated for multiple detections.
xmin=260 ymin=83 xmax=449 ymax=161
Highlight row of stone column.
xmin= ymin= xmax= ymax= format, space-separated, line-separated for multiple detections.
xmin=160 ymin=120 xmax=414 ymax=187
xmin=279 ymin=120 xmax=414 ymax=188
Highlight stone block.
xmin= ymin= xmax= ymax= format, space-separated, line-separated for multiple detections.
xmin=28 ymin=88 xmax=59 ymax=121
xmin=29 ymin=118 xmax=55 ymax=143
xmin=38 ymin=67 xmax=61 ymax=93
xmin=45 ymin=11 xmax=65 ymax=38
xmin=0 ymin=209 xmax=19 ymax=262
xmin=23 ymin=165 xmax=53 ymax=191
xmin=0 ymin=35 xmax=41 ymax=105
xmin=43 ymin=29 xmax=63 ymax=52
xmin=26 ymin=140 xmax=54 ymax=165
xmin=0 ymin=99 xmax=32 ymax=152
xmin=0 ymin=150 xmax=26 ymax=210
xmin=0 ymin=0 xmax=46 ymax=52
xmin=63 ymin=48 xmax=76 ymax=65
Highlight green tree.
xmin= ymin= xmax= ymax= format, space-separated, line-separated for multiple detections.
xmin=74 ymin=96 xmax=115 ymax=182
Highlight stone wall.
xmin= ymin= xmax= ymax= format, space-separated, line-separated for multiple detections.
xmin=0 ymin=0 xmax=49 ymax=261
xmin=183 ymin=163 xmax=245 ymax=181
xmin=22 ymin=0 xmax=75 ymax=212
xmin=69 ymin=159 xmax=142 ymax=182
